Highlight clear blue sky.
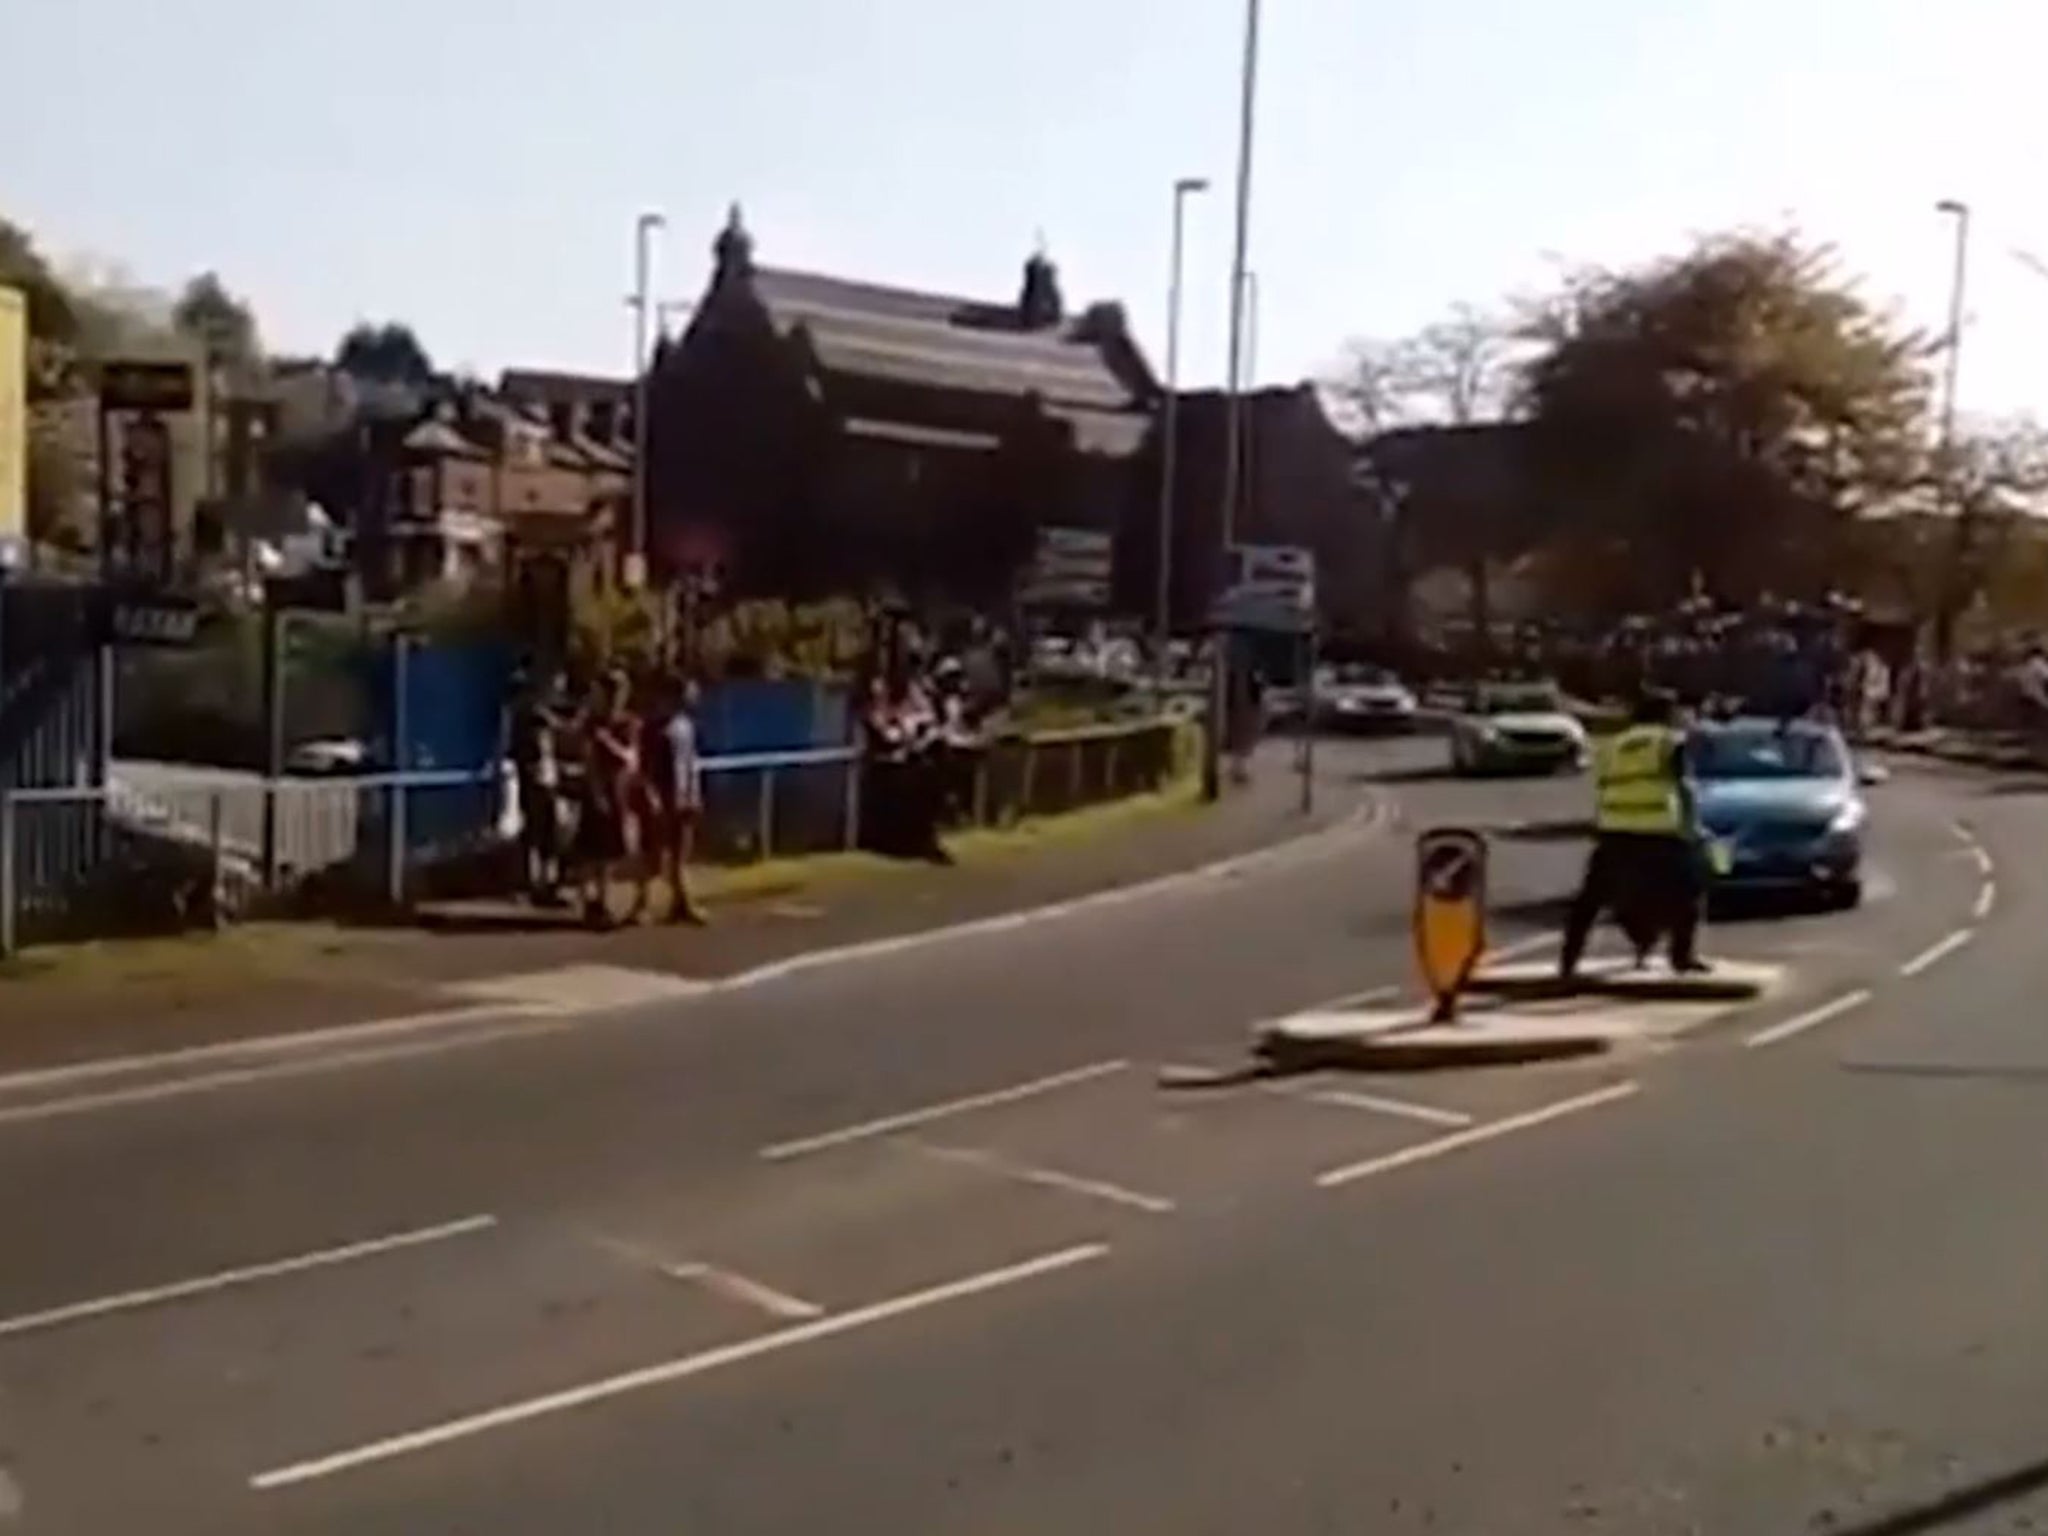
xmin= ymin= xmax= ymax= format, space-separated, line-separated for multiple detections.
xmin=8 ymin=0 xmax=2047 ymax=418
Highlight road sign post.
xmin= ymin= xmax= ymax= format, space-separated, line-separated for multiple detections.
xmin=1414 ymin=827 xmax=1488 ymax=1023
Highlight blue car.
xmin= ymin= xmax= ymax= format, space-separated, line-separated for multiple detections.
xmin=1689 ymin=717 xmax=1878 ymax=910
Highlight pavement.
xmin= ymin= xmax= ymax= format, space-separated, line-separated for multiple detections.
xmin=0 ymin=753 xmax=1352 ymax=1073
xmin=1 ymin=733 xmax=2042 ymax=1532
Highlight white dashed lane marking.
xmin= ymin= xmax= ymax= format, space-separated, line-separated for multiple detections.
xmin=1899 ymin=929 xmax=1974 ymax=979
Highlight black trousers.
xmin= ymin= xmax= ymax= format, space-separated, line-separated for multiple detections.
xmin=1560 ymin=831 xmax=1702 ymax=976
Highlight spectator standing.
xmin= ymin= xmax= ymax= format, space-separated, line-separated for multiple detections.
xmin=644 ymin=675 xmax=708 ymax=926
xmin=509 ymin=670 xmax=569 ymax=907
xmin=576 ymin=670 xmax=643 ymax=929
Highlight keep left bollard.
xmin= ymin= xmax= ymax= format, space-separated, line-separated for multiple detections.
xmin=1414 ymin=827 xmax=1489 ymax=1024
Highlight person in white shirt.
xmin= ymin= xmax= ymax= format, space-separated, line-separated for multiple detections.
xmin=645 ymin=675 xmax=707 ymax=926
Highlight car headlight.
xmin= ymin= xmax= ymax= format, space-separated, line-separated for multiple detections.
xmin=1827 ymin=799 xmax=1866 ymax=836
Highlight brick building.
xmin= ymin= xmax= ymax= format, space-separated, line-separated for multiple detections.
xmin=645 ymin=207 xmax=1158 ymax=611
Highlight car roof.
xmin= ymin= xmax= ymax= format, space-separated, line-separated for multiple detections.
xmin=1700 ymin=715 xmax=1840 ymax=738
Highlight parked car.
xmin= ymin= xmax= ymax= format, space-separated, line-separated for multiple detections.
xmin=285 ymin=737 xmax=368 ymax=777
xmin=1689 ymin=716 xmax=1879 ymax=909
xmin=1318 ymin=665 xmax=1418 ymax=734
xmin=1448 ymin=681 xmax=1588 ymax=775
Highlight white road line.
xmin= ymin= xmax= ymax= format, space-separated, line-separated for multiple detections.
xmin=1974 ymin=882 xmax=1997 ymax=921
xmin=1481 ymin=931 xmax=1563 ymax=967
xmin=0 ymin=1017 xmax=577 ymax=1132
xmin=759 ymin=1060 xmax=1130 ymax=1161
xmin=1256 ymin=935 xmax=1557 ymax=1035
xmin=1297 ymin=1089 xmax=1476 ymax=1129
xmin=1744 ymin=989 xmax=1873 ymax=1050
xmin=1899 ymin=928 xmax=1974 ymax=978
xmin=903 ymin=1138 xmax=1177 ymax=1215
xmin=662 ymin=1262 xmax=824 ymax=1321
xmin=0 ymin=1215 xmax=498 ymax=1341
xmin=1968 ymin=845 xmax=1995 ymax=877
xmin=1315 ymin=1082 xmax=1640 ymax=1189
xmin=0 ymin=1003 xmax=534 ymax=1099
xmin=251 ymin=1242 xmax=1111 ymax=1491
xmin=715 ymin=798 xmax=1381 ymax=996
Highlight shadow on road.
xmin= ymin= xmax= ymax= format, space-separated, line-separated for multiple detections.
xmin=1985 ymin=777 xmax=2048 ymax=797
xmin=1351 ymin=763 xmax=1461 ymax=785
xmin=1493 ymin=818 xmax=1594 ymax=842
xmin=1816 ymin=1452 xmax=2048 ymax=1535
xmin=1840 ymin=1061 xmax=2048 ymax=1083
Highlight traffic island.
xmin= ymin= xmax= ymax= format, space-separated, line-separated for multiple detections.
xmin=1464 ymin=957 xmax=1778 ymax=1007
xmin=1247 ymin=959 xmax=1783 ymax=1076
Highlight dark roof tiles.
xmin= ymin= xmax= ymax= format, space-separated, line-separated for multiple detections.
xmin=753 ymin=265 xmax=1138 ymax=413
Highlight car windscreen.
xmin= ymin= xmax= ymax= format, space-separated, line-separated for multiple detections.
xmin=1478 ymin=687 xmax=1558 ymax=714
xmin=1690 ymin=726 xmax=1845 ymax=781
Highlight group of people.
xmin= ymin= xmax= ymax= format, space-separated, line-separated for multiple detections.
xmin=858 ymin=655 xmax=989 ymax=861
xmin=508 ymin=667 xmax=705 ymax=929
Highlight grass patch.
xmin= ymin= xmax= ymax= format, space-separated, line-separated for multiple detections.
xmin=0 ymin=922 xmax=360 ymax=994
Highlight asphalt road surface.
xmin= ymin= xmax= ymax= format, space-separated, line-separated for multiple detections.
xmin=1 ymin=736 xmax=2040 ymax=1533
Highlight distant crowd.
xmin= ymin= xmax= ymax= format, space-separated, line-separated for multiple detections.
xmin=502 ymin=620 xmax=1024 ymax=920
xmin=508 ymin=667 xmax=707 ymax=929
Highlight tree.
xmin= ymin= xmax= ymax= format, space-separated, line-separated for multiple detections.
xmin=1517 ymin=229 xmax=1930 ymax=616
xmin=173 ymin=271 xmax=261 ymax=371
xmin=1336 ymin=304 xmax=1524 ymax=649
xmin=1 ymin=216 xmax=87 ymax=399
xmin=334 ymin=322 xmax=434 ymax=387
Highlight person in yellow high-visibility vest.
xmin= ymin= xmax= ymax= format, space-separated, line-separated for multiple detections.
xmin=1559 ymin=688 xmax=1709 ymax=981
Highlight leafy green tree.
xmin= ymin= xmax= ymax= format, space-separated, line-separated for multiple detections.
xmin=1517 ymin=229 xmax=1930 ymax=615
xmin=334 ymin=322 xmax=434 ymax=386
xmin=173 ymin=271 xmax=262 ymax=371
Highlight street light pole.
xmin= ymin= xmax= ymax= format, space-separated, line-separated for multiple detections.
xmin=1205 ymin=0 xmax=1261 ymax=804
xmin=628 ymin=210 xmax=666 ymax=588
xmin=1935 ymin=198 xmax=1971 ymax=657
xmin=1156 ymin=176 xmax=1209 ymax=684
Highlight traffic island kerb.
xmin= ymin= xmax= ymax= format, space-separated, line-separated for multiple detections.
xmin=1252 ymin=1010 xmax=1614 ymax=1075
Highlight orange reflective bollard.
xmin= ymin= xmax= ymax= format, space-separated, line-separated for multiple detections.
xmin=1414 ymin=828 xmax=1488 ymax=1024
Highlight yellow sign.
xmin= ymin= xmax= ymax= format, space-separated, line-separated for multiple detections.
xmin=1414 ymin=828 xmax=1488 ymax=1023
xmin=0 ymin=286 xmax=23 ymax=542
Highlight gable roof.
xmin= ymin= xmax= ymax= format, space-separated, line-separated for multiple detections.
xmin=499 ymin=368 xmax=630 ymax=403
xmin=751 ymin=266 xmax=1139 ymax=413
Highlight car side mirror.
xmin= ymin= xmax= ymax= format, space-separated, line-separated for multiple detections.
xmin=1857 ymin=761 xmax=1889 ymax=788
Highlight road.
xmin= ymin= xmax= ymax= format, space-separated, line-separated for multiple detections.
xmin=0 ymin=736 xmax=2038 ymax=1533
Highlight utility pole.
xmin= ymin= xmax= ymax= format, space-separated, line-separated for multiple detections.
xmin=1205 ymin=0 xmax=1261 ymax=803
xmin=1156 ymin=176 xmax=1209 ymax=690
xmin=627 ymin=210 xmax=666 ymax=589
xmin=1934 ymin=198 xmax=1971 ymax=658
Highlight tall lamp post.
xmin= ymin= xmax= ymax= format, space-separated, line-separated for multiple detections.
xmin=627 ymin=210 xmax=667 ymax=589
xmin=1156 ymin=175 xmax=1210 ymax=684
xmin=1935 ymin=198 xmax=1971 ymax=658
xmin=1205 ymin=0 xmax=1262 ymax=803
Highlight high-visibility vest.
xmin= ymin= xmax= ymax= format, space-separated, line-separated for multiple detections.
xmin=1595 ymin=725 xmax=1684 ymax=835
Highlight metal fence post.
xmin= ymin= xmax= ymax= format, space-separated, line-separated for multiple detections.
xmin=208 ymin=790 xmax=227 ymax=931
xmin=259 ymin=598 xmax=285 ymax=889
xmin=842 ymin=754 xmax=863 ymax=851
xmin=385 ymin=633 xmax=411 ymax=908
xmin=0 ymin=790 xmax=16 ymax=960
xmin=756 ymin=765 xmax=775 ymax=861
xmin=1069 ymin=739 xmax=1085 ymax=807
xmin=1019 ymin=741 xmax=1037 ymax=821
xmin=386 ymin=778 xmax=407 ymax=908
